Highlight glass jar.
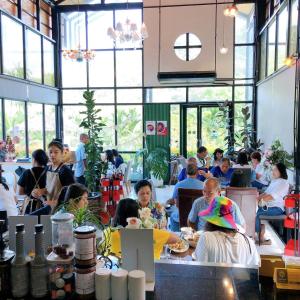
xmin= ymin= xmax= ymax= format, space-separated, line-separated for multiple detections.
xmin=74 ymin=226 xmax=96 ymax=262
xmin=75 ymin=262 xmax=96 ymax=299
xmin=51 ymin=213 xmax=74 ymax=248
xmin=47 ymin=251 xmax=75 ymax=300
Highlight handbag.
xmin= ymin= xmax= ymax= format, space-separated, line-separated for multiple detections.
xmin=20 ymin=168 xmax=46 ymax=215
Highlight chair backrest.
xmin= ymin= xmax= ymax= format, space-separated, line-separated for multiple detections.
xmin=230 ymin=168 xmax=252 ymax=187
xmin=225 ymin=187 xmax=258 ymax=238
xmin=178 ymin=188 xmax=203 ymax=228
xmin=123 ymin=160 xmax=132 ymax=183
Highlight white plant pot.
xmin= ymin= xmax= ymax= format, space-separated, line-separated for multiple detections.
xmin=150 ymin=173 xmax=164 ymax=187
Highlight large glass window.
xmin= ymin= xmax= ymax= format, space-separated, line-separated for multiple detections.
xmin=267 ymin=20 xmax=276 ymax=76
xmin=234 ymin=86 xmax=253 ymax=102
xmin=289 ymin=0 xmax=298 ymax=56
xmin=146 ymin=88 xmax=186 ymax=103
xmin=28 ymin=103 xmax=43 ymax=153
xmin=235 ymin=46 xmax=254 ymax=79
xmin=235 ymin=4 xmax=255 ymax=44
xmin=189 ymin=87 xmax=232 ymax=102
xmin=5 ymin=100 xmax=26 ymax=156
xmin=117 ymin=106 xmax=142 ymax=151
xmin=26 ymin=29 xmax=42 ymax=83
xmin=101 ymin=106 xmax=115 ymax=148
xmin=45 ymin=105 xmax=56 ymax=146
xmin=277 ymin=6 xmax=288 ymax=69
xmin=259 ymin=31 xmax=267 ymax=81
xmin=170 ymin=105 xmax=180 ymax=156
xmin=43 ymin=38 xmax=55 ymax=86
xmin=2 ymin=15 xmax=24 ymax=78
xmin=62 ymin=58 xmax=87 ymax=87
xmin=117 ymin=89 xmax=142 ymax=103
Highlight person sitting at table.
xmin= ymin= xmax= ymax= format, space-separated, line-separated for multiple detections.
xmin=30 ymin=140 xmax=75 ymax=214
xmin=251 ymin=151 xmax=269 ymax=190
xmin=211 ymin=148 xmax=224 ymax=167
xmin=112 ymin=149 xmax=124 ymax=169
xmin=168 ymin=163 xmax=204 ymax=232
xmin=210 ymin=158 xmax=234 ymax=187
xmin=233 ymin=152 xmax=251 ymax=168
xmin=255 ymin=163 xmax=289 ymax=245
xmin=111 ymin=198 xmax=180 ymax=260
xmin=188 ymin=177 xmax=245 ymax=231
xmin=195 ymin=196 xmax=260 ymax=266
xmin=178 ymin=157 xmax=208 ymax=182
xmin=196 ymin=146 xmax=211 ymax=168
xmin=18 ymin=149 xmax=49 ymax=214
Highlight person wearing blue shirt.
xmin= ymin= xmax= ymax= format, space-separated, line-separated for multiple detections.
xmin=75 ymin=133 xmax=89 ymax=185
xmin=178 ymin=157 xmax=207 ymax=182
xmin=169 ymin=163 xmax=204 ymax=232
xmin=112 ymin=149 xmax=124 ymax=169
xmin=188 ymin=177 xmax=246 ymax=231
xmin=210 ymin=157 xmax=234 ymax=187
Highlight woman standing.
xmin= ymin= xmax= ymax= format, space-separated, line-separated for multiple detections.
xmin=18 ymin=149 xmax=48 ymax=214
xmin=32 ymin=140 xmax=75 ymax=204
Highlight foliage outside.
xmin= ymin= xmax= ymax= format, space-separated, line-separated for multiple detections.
xmin=80 ymin=90 xmax=107 ymax=192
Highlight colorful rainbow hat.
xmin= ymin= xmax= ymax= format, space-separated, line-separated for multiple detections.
xmin=198 ymin=196 xmax=237 ymax=230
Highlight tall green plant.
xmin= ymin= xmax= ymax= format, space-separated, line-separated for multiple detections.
xmin=79 ymin=91 xmax=107 ymax=192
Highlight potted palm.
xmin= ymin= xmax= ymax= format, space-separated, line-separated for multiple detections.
xmin=79 ymin=90 xmax=107 ymax=195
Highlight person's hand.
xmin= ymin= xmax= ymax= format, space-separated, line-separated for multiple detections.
xmin=206 ymin=156 xmax=211 ymax=162
xmin=198 ymin=169 xmax=206 ymax=176
xmin=31 ymin=189 xmax=43 ymax=198
xmin=44 ymin=199 xmax=58 ymax=208
xmin=166 ymin=198 xmax=175 ymax=205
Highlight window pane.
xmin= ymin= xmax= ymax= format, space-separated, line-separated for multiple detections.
xmin=289 ymin=0 xmax=298 ymax=55
xmin=101 ymin=106 xmax=115 ymax=148
xmin=2 ymin=15 xmax=24 ymax=78
xmin=116 ymin=50 xmax=142 ymax=86
xmin=259 ymin=31 xmax=267 ymax=81
xmin=171 ymin=105 xmax=180 ymax=156
xmin=235 ymin=46 xmax=254 ymax=79
xmin=89 ymin=51 xmax=114 ymax=87
xmin=61 ymin=12 xmax=86 ymax=50
xmin=94 ymin=90 xmax=115 ymax=104
xmin=117 ymin=106 xmax=142 ymax=151
xmin=119 ymin=152 xmax=143 ymax=181
xmin=234 ymin=104 xmax=253 ymax=150
xmin=146 ymin=88 xmax=186 ymax=103
xmin=45 ymin=105 xmax=56 ymax=146
xmin=117 ymin=89 xmax=142 ymax=103
xmin=234 ymin=86 xmax=253 ymax=102
xmin=88 ymin=11 xmax=113 ymax=49
xmin=267 ymin=20 xmax=276 ymax=76
xmin=62 ymin=89 xmax=85 ymax=104
xmin=61 ymin=57 xmax=87 ymax=87
xmin=5 ymin=100 xmax=26 ymax=156
xmin=26 ymin=29 xmax=42 ymax=83
xmin=189 ymin=87 xmax=232 ymax=102
xmin=63 ymin=105 xmax=84 ymax=148
xmin=115 ymin=9 xmax=142 ymax=49
xmin=235 ymin=4 xmax=254 ymax=44
xmin=277 ymin=6 xmax=288 ymax=69
xmin=0 ymin=100 xmax=2 ymax=139
xmin=43 ymin=38 xmax=55 ymax=86
xmin=28 ymin=103 xmax=43 ymax=154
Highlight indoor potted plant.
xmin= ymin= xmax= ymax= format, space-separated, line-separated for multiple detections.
xmin=79 ymin=90 xmax=107 ymax=195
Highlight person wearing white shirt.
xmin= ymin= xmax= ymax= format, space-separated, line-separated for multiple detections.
xmin=196 ymin=146 xmax=210 ymax=168
xmin=195 ymin=196 xmax=260 ymax=266
xmin=250 ymin=151 xmax=269 ymax=189
xmin=256 ymin=163 xmax=289 ymax=244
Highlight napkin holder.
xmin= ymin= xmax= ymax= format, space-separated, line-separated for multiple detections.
xmin=120 ymin=228 xmax=155 ymax=291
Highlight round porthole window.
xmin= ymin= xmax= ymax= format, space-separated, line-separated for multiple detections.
xmin=174 ymin=33 xmax=202 ymax=61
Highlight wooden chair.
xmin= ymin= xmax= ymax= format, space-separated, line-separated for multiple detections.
xmin=225 ymin=187 xmax=258 ymax=238
xmin=178 ymin=188 xmax=203 ymax=228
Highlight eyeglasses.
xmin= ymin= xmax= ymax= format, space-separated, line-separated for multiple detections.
xmin=203 ymin=190 xmax=215 ymax=195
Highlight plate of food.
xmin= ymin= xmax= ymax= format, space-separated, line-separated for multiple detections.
xmin=167 ymin=239 xmax=189 ymax=253
xmin=185 ymin=231 xmax=202 ymax=248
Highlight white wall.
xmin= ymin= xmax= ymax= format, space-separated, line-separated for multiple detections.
xmin=257 ymin=65 xmax=295 ymax=154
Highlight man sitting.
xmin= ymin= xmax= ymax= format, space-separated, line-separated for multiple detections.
xmin=188 ymin=177 xmax=245 ymax=231
xmin=196 ymin=146 xmax=210 ymax=168
xmin=168 ymin=163 xmax=204 ymax=232
xmin=178 ymin=157 xmax=207 ymax=182
xmin=210 ymin=158 xmax=234 ymax=187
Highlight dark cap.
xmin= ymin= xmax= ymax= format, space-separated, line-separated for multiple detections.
xmin=35 ymin=224 xmax=43 ymax=233
xmin=16 ymin=224 xmax=24 ymax=232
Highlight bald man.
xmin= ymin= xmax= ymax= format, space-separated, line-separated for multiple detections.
xmin=188 ymin=177 xmax=246 ymax=231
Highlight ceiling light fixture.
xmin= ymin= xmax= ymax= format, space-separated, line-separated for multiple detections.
xmin=220 ymin=6 xmax=229 ymax=55
xmin=107 ymin=0 xmax=148 ymax=46
xmin=62 ymin=0 xmax=95 ymax=62
xmin=284 ymin=55 xmax=297 ymax=67
xmin=224 ymin=3 xmax=238 ymax=17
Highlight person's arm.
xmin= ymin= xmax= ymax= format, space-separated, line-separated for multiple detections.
xmin=59 ymin=166 xmax=75 ymax=186
xmin=166 ymin=232 xmax=180 ymax=244
xmin=257 ymin=192 xmax=273 ymax=202
xmin=31 ymin=188 xmax=48 ymax=198
xmin=18 ymin=186 xmax=26 ymax=195
xmin=187 ymin=220 xmax=196 ymax=230
xmin=187 ymin=199 xmax=200 ymax=230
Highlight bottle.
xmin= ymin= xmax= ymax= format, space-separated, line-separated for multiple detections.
xmin=0 ymin=220 xmax=15 ymax=299
xmin=11 ymin=224 xmax=30 ymax=298
xmin=30 ymin=224 xmax=48 ymax=298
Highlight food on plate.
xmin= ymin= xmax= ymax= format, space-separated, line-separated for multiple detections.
xmin=168 ymin=239 xmax=189 ymax=253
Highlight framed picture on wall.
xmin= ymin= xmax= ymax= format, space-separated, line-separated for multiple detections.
xmin=157 ymin=121 xmax=168 ymax=136
xmin=146 ymin=121 xmax=156 ymax=135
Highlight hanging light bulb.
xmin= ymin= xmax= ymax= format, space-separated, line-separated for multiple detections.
xmin=284 ymin=56 xmax=295 ymax=67
xmin=220 ymin=46 xmax=229 ymax=54
xmin=224 ymin=6 xmax=231 ymax=16
xmin=229 ymin=4 xmax=238 ymax=17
